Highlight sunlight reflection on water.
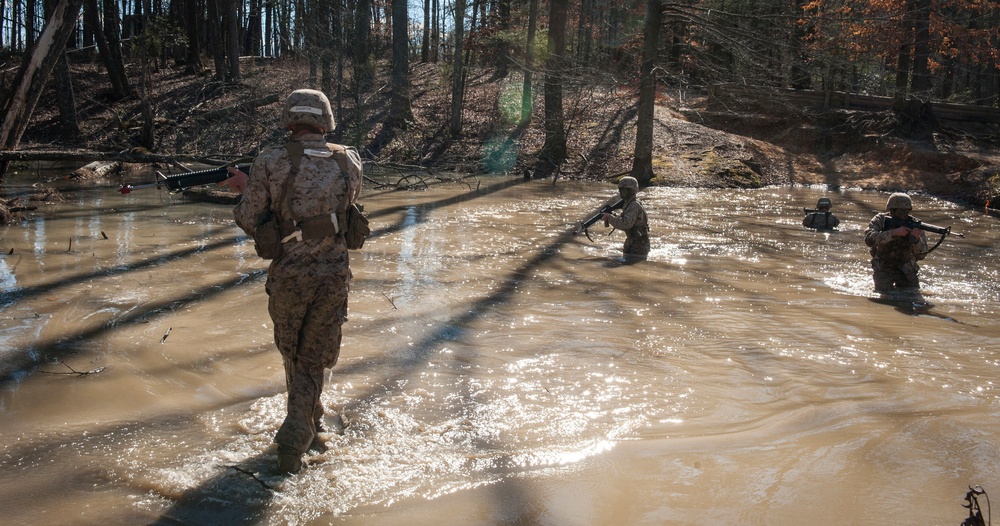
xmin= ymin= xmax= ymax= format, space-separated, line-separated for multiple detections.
xmin=1 ymin=175 xmax=999 ymax=524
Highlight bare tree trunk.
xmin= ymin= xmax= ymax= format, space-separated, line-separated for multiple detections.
xmin=26 ymin=0 xmax=38 ymax=46
xmin=539 ymin=0 xmax=568 ymax=171
xmin=0 ymin=0 xmax=6 ymax=48
xmin=519 ymin=0 xmax=538 ymax=126
xmin=464 ymin=0 xmax=478 ymax=69
xmin=46 ymin=0 xmax=79 ymax=137
xmin=54 ymin=51 xmax=81 ymax=139
xmin=493 ymin=0 xmax=510 ymax=76
xmin=181 ymin=0 xmax=205 ymax=71
xmin=0 ymin=0 xmax=84 ymax=178
xmin=431 ymin=0 xmax=439 ymax=62
xmin=225 ymin=0 xmax=241 ymax=80
xmin=911 ymin=0 xmax=931 ymax=95
xmin=630 ymin=0 xmax=662 ymax=186
xmin=895 ymin=0 xmax=915 ymax=97
xmin=13 ymin=0 xmax=22 ymax=51
xmin=244 ymin=0 xmax=262 ymax=56
xmin=207 ymin=0 xmax=226 ymax=78
xmin=355 ymin=0 xmax=373 ymax=92
xmin=421 ymin=0 xmax=429 ymax=62
xmin=334 ymin=0 xmax=344 ymax=137
xmin=389 ymin=0 xmax=413 ymax=126
xmin=86 ymin=0 xmax=132 ymax=98
xmin=449 ymin=0 xmax=466 ymax=134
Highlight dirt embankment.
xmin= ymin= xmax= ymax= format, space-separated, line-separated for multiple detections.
xmin=9 ymin=59 xmax=1000 ymax=208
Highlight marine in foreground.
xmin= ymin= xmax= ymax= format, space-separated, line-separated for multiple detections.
xmin=227 ymin=89 xmax=364 ymax=474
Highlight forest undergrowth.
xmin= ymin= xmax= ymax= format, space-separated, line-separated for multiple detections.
xmin=9 ymin=55 xmax=1000 ymax=209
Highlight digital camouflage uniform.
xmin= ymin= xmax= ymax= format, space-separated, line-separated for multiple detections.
xmin=234 ymin=133 xmax=363 ymax=457
xmin=606 ymin=197 xmax=650 ymax=257
xmin=864 ymin=212 xmax=929 ymax=292
xmin=802 ymin=210 xmax=840 ymax=230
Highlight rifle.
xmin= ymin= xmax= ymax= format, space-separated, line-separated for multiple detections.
xmin=802 ymin=208 xmax=827 ymax=214
xmin=884 ymin=215 xmax=966 ymax=255
xmin=575 ymin=198 xmax=624 ymax=241
xmin=883 ymin=216 xmax=965 ymax=238
xmin=118 ymin=163 xmax=252 ymax=194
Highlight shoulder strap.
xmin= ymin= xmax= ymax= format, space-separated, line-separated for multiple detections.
xmin=279 ymin=141 xmax=306 ymax=222
xmin=327 ymin=143 xmax=352 ymax=214
xmin=327 ymin=143 xmax=349 ymax=174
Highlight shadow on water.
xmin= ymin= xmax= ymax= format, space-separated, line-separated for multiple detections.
xmin=149 ymin=452 xmax=281 ymax=526
xmin=1 ymin=177 xmax=526 ymax=385
xmin=3 ymin=174 xmax=566 ymax=523
xmin=0 ymin=225 xmax=240 ymax=303
xmin=147 ymin=182 xmax=586 ymax=523
xmin=0 ymin=268 xmax=266 ymax=386
xmin=867 ymin=291 xmax=966 ymax=324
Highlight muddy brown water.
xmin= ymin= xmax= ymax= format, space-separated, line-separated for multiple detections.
xmin=1 ymin=169 xmax=999 ymax=525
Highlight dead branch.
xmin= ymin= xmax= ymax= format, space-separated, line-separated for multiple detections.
xmin=37 ymin=360 xmax=108 ymax=376
xmin=195 ymin=94 xmax=280 ymax=123
xmin=381 ymin=291 xmax=397 ymax=309
xmin=225 ymin=465 xmax=277 ymax=490
xmin=393 ymin=174 xmax=430 ymax=190
xmin=0 ymin=149 xmax=245 ymax=165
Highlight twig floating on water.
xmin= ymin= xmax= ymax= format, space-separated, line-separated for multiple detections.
xmin=381 ymin=292 xmax=397 ymax=309
xmin=37 ymin=360 xmax=108 ymax=376
xmin=225 ymin=465 xmax=276 ymax=490
xmin=101 ymin=231 xmax=108 ymax=239
xmin=160 ymin=327 xmax=172 ymax=343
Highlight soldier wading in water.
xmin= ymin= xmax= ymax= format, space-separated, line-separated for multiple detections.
xmin=864 ymin=192 xmax=929 ymax=293
xmin=226 ymin=89 xmax=363 ymax=474
xmin=802 ymin=197 xmax=840 ymax=230
xmin=601 ymin=176 xmax=650 ymax=262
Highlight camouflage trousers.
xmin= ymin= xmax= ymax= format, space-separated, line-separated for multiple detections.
xmin=268 ymin=270 xmax=350 ymax=454
xmin=624 ymin=235 xmax=650 ymax=258
xmin=871 ymin=258 xmax=920 ymax=292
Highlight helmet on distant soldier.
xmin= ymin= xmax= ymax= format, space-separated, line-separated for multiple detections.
xmin=816 ymin=197 xmax=832 ymax=209
xmin=282 ymin=89 xmax=335 ymax=131
xmin=618 ymin=177 xmax=639 ymax=190
xmin=885 ymin=192 xmax=912 ymax=211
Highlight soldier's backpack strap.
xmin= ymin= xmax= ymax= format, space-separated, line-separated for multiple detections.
xmin=281 ymin=141 xmax=305 ymax=221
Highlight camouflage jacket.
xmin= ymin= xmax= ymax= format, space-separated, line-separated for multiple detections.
xmin=606 ymin=197 xmax=649 ymax=239
xmin=864 ymin=212 xmax=928 ymax=263
xmin=234 ymin=133 xmax=363 ymax=275
xmin=803 ymin=211 xmax=840 ymax=230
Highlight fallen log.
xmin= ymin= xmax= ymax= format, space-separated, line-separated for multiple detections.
xmin=72 ymin=160 xmax=122 ymax=179
xmin=0 ymin=149 xmax=243 ymax=165
xmin=181 ymin=186 xmax=241 ymax=205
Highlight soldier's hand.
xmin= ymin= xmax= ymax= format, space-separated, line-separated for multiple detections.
xmin=219 ymin=167 xmax=249 ymax=193
xmin=890 ymin=226 xmax=911 ymax=237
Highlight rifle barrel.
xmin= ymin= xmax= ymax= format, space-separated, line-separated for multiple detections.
xmin=576 ymin=198 xmax=625 ymax=234
xmin=161 ymin=163 xmax=252 ymax=191
xmin=885 ymin=216 xmax=965 ymax=238
xmin=118 ymin=163 xmax=251 ymax=194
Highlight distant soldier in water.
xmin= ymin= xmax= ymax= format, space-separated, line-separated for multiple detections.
xmin=601 ymin=176 xmax=650 ymax=262
xmin=864 ymin=192 xmax=929 ymax=292
xmin=802 ymin=197 xmax=840 ymax=230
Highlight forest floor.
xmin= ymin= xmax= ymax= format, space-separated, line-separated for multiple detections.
xmin=9 ymin=56 xmax=1000 ymax=208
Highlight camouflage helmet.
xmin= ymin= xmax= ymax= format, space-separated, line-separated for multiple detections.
xmin=618 ymin=176 xmax=639 ymax=190
xmin=282 ymin=89 xmax=335 ymax=131
xmin=885 ymin=192 xmax=912 ymax=211
xmin=816 ymin=197 xmax=832 ymax=209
